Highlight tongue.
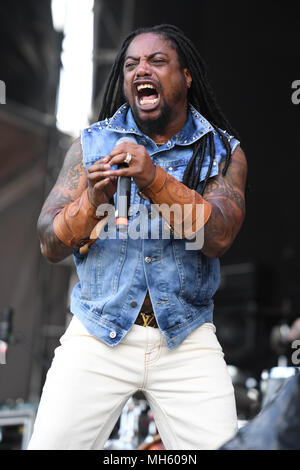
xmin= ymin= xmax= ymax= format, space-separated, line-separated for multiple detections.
xmin=140 ymin=94 xmax=157 ymax=102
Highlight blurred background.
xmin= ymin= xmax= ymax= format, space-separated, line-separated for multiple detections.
xmin=0 ymin=0 xmax=299 ymax=450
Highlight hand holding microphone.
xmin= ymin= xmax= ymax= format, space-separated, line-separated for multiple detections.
xmin=87 ymin=137 xmax=156 ymax=230
xmin=107 ymin=138 xmax=156 ymax=189
xmin=114 ymin=136 xmax=136 ymax=232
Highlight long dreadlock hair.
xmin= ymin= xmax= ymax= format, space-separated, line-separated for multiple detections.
xmin=98 ymin=24 xmax=239 ymax=194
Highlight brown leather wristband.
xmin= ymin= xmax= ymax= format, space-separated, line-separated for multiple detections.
xmin=53 ymin=188 xmax=100 ymax=248
xmin=140 ymin=165 xmax=211 ymax=238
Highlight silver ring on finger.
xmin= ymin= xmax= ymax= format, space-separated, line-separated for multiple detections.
xmin=124 ymin=152 xmax=132 ymax=165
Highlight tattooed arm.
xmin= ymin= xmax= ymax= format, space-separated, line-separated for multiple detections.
xmin=37 ymin=137 xmax=87 ymax=263
xmin=38 ymin=137 xmax=118 ymax=263
xmin=201 ymin=145 xmax=247 ymax=258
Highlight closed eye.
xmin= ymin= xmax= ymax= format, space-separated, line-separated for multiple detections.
xmin=152 ymin=59 xmax=166 ymax=64
xmin=125 ymin=62 xmax=137 ymax=69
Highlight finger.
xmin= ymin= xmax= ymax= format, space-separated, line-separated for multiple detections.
xmin=88 ymin=164 xmax=110 ymax=174
xmin=110 ymin=143 xmax=140 ymax=158
xmin=90 ymin=177 xmax=111 ymax=188
xmin=93 ymin=181 xmax=117 ymax=198
xmin=107 ymin=153 xmax=132 ymax=167
xmin=88 ymin=171 xmax=112 ymax=182
xmin=103 ymin=167 xmax=131 ymax=178
xmin=88 ymin=157 xmax=110 ymax=172
xmin=94 ymin=179 xmax=114 ymax=191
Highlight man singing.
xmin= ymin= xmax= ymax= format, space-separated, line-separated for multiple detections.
xmin=28 ymin=24 xmax=247 ymax=450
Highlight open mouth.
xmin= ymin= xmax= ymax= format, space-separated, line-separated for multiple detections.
xmin=135 ymin=82 xmax=160 ymax=109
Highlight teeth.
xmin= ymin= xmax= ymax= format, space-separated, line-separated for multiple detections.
xmin=137 ymin=84 xmax=155 ymax=91
xmin=140 ymin=97 xmax=158 ymax=105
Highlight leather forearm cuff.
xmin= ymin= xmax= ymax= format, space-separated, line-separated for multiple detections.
xmin=53 ymin=188 xmax=99 ymax=248
xmin=139 ymin=166 xmax=211 ymax=238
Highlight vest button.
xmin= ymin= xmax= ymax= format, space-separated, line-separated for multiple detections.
xmin=130 ymin=300 xmax=137 ymax=308
xmin=109 ymin=331 xmax=117 ymax=339
xmin=145 ymin=257 xmax=152 ymax=263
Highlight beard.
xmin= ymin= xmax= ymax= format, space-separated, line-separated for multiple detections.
xmin=130 ymin=100 xmax=172 ymax=136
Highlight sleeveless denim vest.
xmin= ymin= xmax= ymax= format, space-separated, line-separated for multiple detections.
xmin=70 ymin=104 xmax=240 ymax=350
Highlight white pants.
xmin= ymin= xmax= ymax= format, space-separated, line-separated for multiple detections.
xmin=28 ymin=316 xmax=237 ymax=450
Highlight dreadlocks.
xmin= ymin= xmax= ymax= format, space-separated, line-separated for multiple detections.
xmin=98 ymin=24 xmax=239 ymax=194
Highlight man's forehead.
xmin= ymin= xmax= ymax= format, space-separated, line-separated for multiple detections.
xmin=125 ymin=32 xmax=176 ymax=58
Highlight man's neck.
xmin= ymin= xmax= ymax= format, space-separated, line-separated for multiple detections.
xmin=147 ymin=110 xmax=188 ymax=144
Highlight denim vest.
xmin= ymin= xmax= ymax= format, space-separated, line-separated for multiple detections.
xmin=71 ymin=104 xmax=240 ymax=350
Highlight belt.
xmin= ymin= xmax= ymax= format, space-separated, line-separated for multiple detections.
xmin=135 ymin=311 xmax=158 ymax=328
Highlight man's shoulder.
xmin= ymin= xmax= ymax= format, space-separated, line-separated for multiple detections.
xmin=81 ymin=103 xmax=132 ymax=135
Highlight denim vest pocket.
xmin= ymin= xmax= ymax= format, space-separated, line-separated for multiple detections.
xmin=157 ymin=155 xmax=220 ymax=187
xmin=157 ymin=158 xmax=190 ymax=182
xmin=172 ymin=241 xmax=207 ymax=303
xmin=75 ymin=244 xmax=104 ymax=300
xmin=173 ymin=250 xmax=220 ymax=306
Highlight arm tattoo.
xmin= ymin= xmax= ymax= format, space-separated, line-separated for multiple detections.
xmin=55 ymin=140 xmax=84 ymax=189
xmin=201 ymin=146 xmax=247 ymax=257
xmin=38 ymin=138 xmax=87 ymax=262
xmin=205 ymin=177 xmax=245 ymax=212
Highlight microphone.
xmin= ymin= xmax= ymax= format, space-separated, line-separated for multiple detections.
xmin=115 ymin=136 xmax=137 ymax=232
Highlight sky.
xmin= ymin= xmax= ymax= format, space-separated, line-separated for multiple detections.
xmin=51 ymin=0 xmax=94 ymax=136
